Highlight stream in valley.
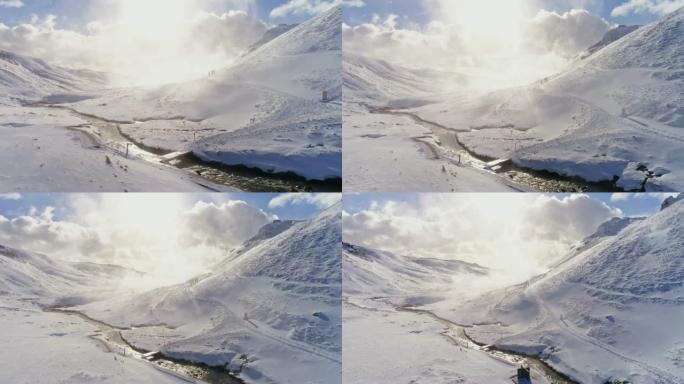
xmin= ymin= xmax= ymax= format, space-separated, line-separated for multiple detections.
xmin=39 ymin=104 xmax=341 ymax=192
xmin=398 ymin=306 xmax=579 ymax=384
xmin=372 ymin=107 xmax=622 ymax=193
xmin=45 ymin=307 xmax=245 ymax=384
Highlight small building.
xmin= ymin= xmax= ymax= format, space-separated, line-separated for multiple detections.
xmin=322 ymin=90 xmax=329 ymax=102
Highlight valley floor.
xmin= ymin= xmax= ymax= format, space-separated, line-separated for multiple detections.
xmin=342 ymin=103 xmax=520 ymax=192
xmin=342 ymin=300 xmax=526 ymax=384
xmin=0 ymin=298 xmax=188 ymax=384
xmin=0 ymin=105 xmax=229 ymax=192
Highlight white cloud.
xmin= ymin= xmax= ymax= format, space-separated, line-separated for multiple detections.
xmin=0 ymin=193 xmax=21 ymax=200
xmin=343 ymin=15 xmax=466 ymax=68
xmin=610 ymin=192 xmax=678 ymax=202
xmin=0 ymin=2 xmax=268 ymax=86
xmin=268 ymin=193 xmax=341 ymax=209
xmin=344 ymin=1 xmax=614 ymax=89
xmin=181 ymin=200 xmax=275 ymax=249
xmin=611 ymin=0 xmax=684 ymax=17
xmin=0 ymin=207 xmax=103 ymax=259
xmin=270 ymin=0 xmax=362 ymax=18
xmin=343 ymin=194 xmax=622 ymax=278
xmin=0 ymin=0 xmax=23 ymax=8
xmin=610 ymin=193 xmax=631 ymax=201
xmin=0 ymin=195 xmax=276 ymax=285
xmin=523 ymin=9 xmax=613 ymax=58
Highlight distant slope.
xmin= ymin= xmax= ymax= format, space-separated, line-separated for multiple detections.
xmin=415 ymin=7 xmax=684 ymax=191
xmin=245 ymin=24 xmax=298 ymax=54
xmin=447 ymin=197 xmax=684 ymax=383
xmin=580 ymin=25 xmax=640 ymax=59
xmin=0 ymin=244 xmax=143 ymax=304
xmin=80 ymin=203 xmax=342 ymax=384
xmin=0 ymin=50 xmax=106 ymax=105
xmin=343 ymin=243 xmax=489 ymax=301
xmin=343 ymin=53 xmax=443 ymax=103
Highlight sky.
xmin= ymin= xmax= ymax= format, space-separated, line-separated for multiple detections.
xmin=0 ymin=0 xmax=347 ymax=86
xmin=343 ymin=192 xmax=678 ymax=280
xmin=343 ymin=0 xmax=681 ymax=26
xmin=0 ymin=192 xmax=340 ymax=284
xmin=343 ymin=0 xmax=684 ymax=89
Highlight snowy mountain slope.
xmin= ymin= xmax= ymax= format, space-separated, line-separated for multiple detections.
xmin=342 ymin=247 xmax=516 ymax=384
xmin=343 ymin=243 xmax=489 ymax=300
xmin=0 ymin=244 xmax=143 ymax=304
xmin=79 ymin=204 xmax=342 ymax=384
xmin=245 ymin=24 xmax=297 ymax=54
xmin=215 ymin=219 xmax=299 ymax=269
xmin=580 ymin=25 xmax=640 ymax=59
xmin=414 ymin=7 xmax=684 ymax=191
xmin=0 ymin=50 xmax=105 ymax=106
xmin=444 ymin=197 xmax=684 ymax=383
xmin=343 ymin=53 xmax=452 ymax=104
xmin=0 ymin=246 xmax=191 ymax=384
xmin=67 ymin=6 xmax=342 ymax=181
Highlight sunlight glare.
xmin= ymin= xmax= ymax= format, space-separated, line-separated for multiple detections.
xmin=439 ymin=0 xmax=530 ymax=54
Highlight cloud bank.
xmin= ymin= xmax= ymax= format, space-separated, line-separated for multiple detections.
xmin=0 ymin=195 xmax=276 ymax=284
xmin=271 ymin=0 xmax=363 ymax=18
xmin=611 ymin=0 xmax=684 ymax=17
xmin=0 ymin=0 xmax=23 ymax=8
xmin=343 ymin=0 xmax=614 ymax=88
xmin=269 ymin=193 xmax=341 ymax=209
xmin=0 ymin=0 xmax=268 ymax=86
xmin=343 ymin=194 xmax=622 ymax=278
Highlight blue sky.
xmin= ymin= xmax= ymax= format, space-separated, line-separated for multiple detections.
xmin=343 ymin=0 xmax=671 ymax=27
xmin=0 ymin=193 xmax=334 ymax=221
xmin=0 ymin=0 xmax=314 ymax=29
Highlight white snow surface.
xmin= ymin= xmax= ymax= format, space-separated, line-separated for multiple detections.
xmin=342 ymin=244 xmax=523 ymax=383
xmin=79 ymin=203 xmax=342 ymax=384
xmin=0 ymin=105 xmax=221 ymax=192
xmin=413 ymin=8 xmax=684 ymax=191
xmin=439 ymin=196 xmax=684 ymax=383
xmin=343 ymin=303 xmax=514 ymax=384
xmin=0 ymin=244 xmax=183 ymax=384
xmin=342 ymin=102 xmax=517 ymax=192
xmin=0 ymin=299 xmax=186 ymax=384
xmin=343 ymin=243 xmax=489 ymax=304
xmin=0 ymin=244 xmax=144 ymax=305
xmin=0 ymin=50 xmax=105 ymax=106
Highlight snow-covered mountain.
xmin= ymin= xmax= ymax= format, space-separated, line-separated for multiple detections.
xmin=580 ymin=25 xmax=640 ymax=59
xmin=68 ymin=5 xmax=342 ymax=181
xmin=0 ymin=244 xmax=142 ymax=304
xmin=343 ymin=243 xmax=489 ymax=301
xmin=414 ymin=7 xmax=684 ymax=191
xmin=0 ymin=50 xmax=106 ymax=106
xmin=245 ymin=24 xmax=298 ymax=54
xmin=79 ymin=203 xmax=342 ymax=384
xmin=343 ymin=53 xmax=450 ymax=104
xmin=445 ymin=196 xmax=684 ymax=383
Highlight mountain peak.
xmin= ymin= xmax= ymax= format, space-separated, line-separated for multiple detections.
xmin=580 ymin=24 xmax=640 ymax=59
